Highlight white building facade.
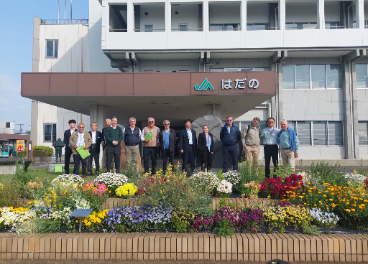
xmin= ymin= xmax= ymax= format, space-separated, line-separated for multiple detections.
xmin=30 ymin=0 xmax=368 ymax=160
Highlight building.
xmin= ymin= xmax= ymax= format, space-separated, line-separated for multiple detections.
xmin=23 ymin=0 xmax=368 ymax=160
xmin=0 ymin=121 xmax=15 ymax=134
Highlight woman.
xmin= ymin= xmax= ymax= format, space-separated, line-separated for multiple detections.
xmin=198 ymin=125 xmax=214 ymax=172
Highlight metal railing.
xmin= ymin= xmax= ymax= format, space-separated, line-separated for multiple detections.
xmin=325 ymin=25 xmax=357 ymax=29
xmin=171 ymin=28 xmax=203 ymax=32
xmin=134 ymin=29 xmax=165 ymax=32
xmin=209 ymin=24 xmax=241 ymax=31
xmin=41 ymin=19 xmax=89 ymax=25
xmin=247 ymin=24 xmax=280 ymax=31
xmin=285 ymin=23 xmax=318 ymax=30
xmin=109 ymin=29 xmax=128 ymax=32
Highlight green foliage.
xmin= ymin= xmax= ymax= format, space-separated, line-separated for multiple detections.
xmin=33 ymin=146 xmax=54 ymax=157
xmin=302 ymin=225 xmax=321 ymax=236
xmin=216 ymin=170 xmax=224 ymax=181
xmin=212 ymin=219 xmax=235 ymax=237
xmin=16 ymin=218 xmax=62 ymax=235
xmin=310 ymin=162 xmax=346 ymax=186
xmin=0 ymin=180 xmax=22 ymax=207
xmin=17 ymin=148 xmax=27 ymax=157
xmin=13 ymin=160 xmax=35 ymax=185
xmin=235 ymin=160 xmax=261 ymax=195
xmin=219 ymin=197 xmax=228 ymax=208
xmin=273 ymin=165 xmax=294 ymax=179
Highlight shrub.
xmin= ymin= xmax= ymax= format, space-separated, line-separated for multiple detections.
xmin=188 ymin=171 xmax=219 ymax=195
xmin=192 ymin=216 xmax=214 ymax=231
xmin=259 ymin=174 xmax=304 ymax=199
xmin=94 ymin=173 xmax=128 ymax=193
xmin=302 ymin=225 xmax=321 ymax=236
xmin=17 ymin=148 xmax=27 ymax=157
xmin=0 ymin=180 xmax=22 ymax=207
xmin=238 ymin=208 xmax=264 ymax=233
xmin=213 ymin=219 xmax=234 ymax=237
xmin=33 ymin=146 xmax=53 ymax=157
xmin=310 ymin=162 xmax=346 ymax=186
xmin=236 ymin=160 xmax=260 ymax=194
xmin=171 ymin=207 xmax=195 ymax=232
xmin=222 ymin=171 xmax=240 ymax=187
xmin=51 ymin=174 xmax=84 ymax=185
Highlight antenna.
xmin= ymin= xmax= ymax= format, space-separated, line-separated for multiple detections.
xmin=71 ymin=0 xmax=73 ymax=19
xmin=15 ymin=124 xmax=25 ymax=134
xmin=58 ymin=0 xmax=60 ymax=23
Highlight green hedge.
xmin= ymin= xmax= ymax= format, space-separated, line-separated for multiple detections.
xmin=17 ymin=148 xmax=27 ymax=157
xmin=33 ymin=146 xmax=53 ymax=157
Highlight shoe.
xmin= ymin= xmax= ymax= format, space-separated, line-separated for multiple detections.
xmin=83 ymin=175 xmax=87 ymax=178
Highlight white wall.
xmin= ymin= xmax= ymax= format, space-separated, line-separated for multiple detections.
xmin=139 ymin=4 xmax=166 ymax=31
xmin=0 ymin=121 xmax=15 ymax=134
xmin=209 ymin=2 xmax=241 ymax=24
xmin=357 ymin=89 xmax=368 ymax=120
xmin=247 ymin=3 xmax=269 ymax=24
xmin=140 ymin=59 xmax=199 ymax=72
xmin=171 ymin=3 xmax=200 ymax=30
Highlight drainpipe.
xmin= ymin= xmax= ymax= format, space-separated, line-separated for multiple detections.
xmin=347 ymin=2 xmax=353 ymax=28
xmin=275 ymin=6 xmax=279 ymax=29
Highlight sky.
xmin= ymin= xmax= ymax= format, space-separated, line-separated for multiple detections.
xmin=0 ymin=0 xmax=89 ymax=132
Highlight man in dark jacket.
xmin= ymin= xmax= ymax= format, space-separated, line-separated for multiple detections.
xmin=220 ymin=115 xmax=241 ymax=172
xmin=104 ymin=116 xmax=124 ymax=173
xmin=88 ymin=122 xmax=103 ymax=175
xmin=124 ymin=117 xmax=142 ymax=170
xmin=159 ymin=120 xmax=176 ymax=173
xmin=63 ymin=119 xmax=76 ymax=174
xmin=179 ymin=119 xmax=197 ymax=175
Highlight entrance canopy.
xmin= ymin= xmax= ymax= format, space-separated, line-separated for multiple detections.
xmin=21 ymin=72 xmax=276 ymax=126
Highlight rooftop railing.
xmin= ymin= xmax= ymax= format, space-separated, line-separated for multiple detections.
xmin=41 ymin=19 xmax=89 ymax=25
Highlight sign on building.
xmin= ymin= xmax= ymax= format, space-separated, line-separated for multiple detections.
xmin=16 ymin=140 xmax=25 ymax=152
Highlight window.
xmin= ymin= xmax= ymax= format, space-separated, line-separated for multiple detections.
xmin=283 ymin=65 xmax=342 ymax=89
xmin=44 ymin=124 xmax=56 ymax=142
xmin=224 ymin=68 xmax=269 ymax=72
xmin=358 ymin=121 xmax=368 ymax=145
xmin=179 ymin=24 xmax=188 ymax=31
xmin=144 ymin=25 xmax=153 ymax=32
xmin=356 ymin=64 xmax=368 ymax=88
xmin=289 ymin=121 xmax=343 ymax=146
xmin=6 ymin=122 xmax=10 ymax=128
xmin=46 ymin=40 xmax=58 ymax=58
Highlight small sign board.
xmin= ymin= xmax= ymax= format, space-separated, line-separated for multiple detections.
xmin=70 ymin=209 xmax=92 ymax=218
xmin=16 ymin=140 xmax=25 ymax=152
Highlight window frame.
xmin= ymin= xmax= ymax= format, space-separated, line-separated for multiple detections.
xmin=144 ymin=24 xmax=153 ymax=32
xmin=283 ymin=64 xmax=342 ymax=90
xmin=291 ymin=121 xmax=343 ymax=146
xmin=44 ymin=123 xmax=57 ymax=142
xmin=356 ymin=63 xmax=368 ymax=89
xmin=358 ymin=121 xmax=368 ymax=145
xmin=178 ymin=23 xmax=188 ymax=31
xmin=45 ymin=40 xmax=58 ymax=58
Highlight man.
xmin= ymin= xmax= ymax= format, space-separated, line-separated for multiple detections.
xmin=220 ymin=116 xmax=241 ymax=172
xmin=105 ymin=116 xmax=124 ymax=173
xmin=53 ymin=138 xmax=64 ymax=163
xmin=179 ymin=119 xmax=197 ymax=175
xmin=69 ymin=122 xmax=92 ymax=177
xmin=159 ymin=120 xmax=176 ymax=173
xmin=88 ymin=122 xmax=103 ymax=175
xmin=124 ymin=117 xmax=142 ymax=170
xmin=63 ymin=119 xmax=77 ymax=174
xmin=242 ymin=117 xmax=262 ymax=171
xmin=101 ymin=119 xmax=113 ymax=169
xmin=279 ymin=120 xmax=299 ymax=170
xmin=261 ymin=117 xmax=280 ymax=178
xmin=142 ymin=117 xmax=160 ymax=175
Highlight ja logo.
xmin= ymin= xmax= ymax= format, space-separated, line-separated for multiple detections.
xmin=194 ymin=78 xmax=214 ymax=91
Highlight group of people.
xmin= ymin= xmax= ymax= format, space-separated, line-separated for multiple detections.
xmin=220 ymin=116 xmax=299 ymax=178
xmin=63 ymin=115 xmax=299 ymax=178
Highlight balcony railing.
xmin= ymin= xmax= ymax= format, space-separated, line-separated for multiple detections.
xmin=171 ymin=28 xmax=203 ymax=32
xmin=41 ymin=19 xmax=89 ymax=25
xmin=286 ymin=23 xmax=318 ymax=30
xmin=247 ymin=24 xmax=280 ymax=31
xmin=134 ymin=28 xmax=165 ymax=32
xmin=209 ymin=24 xmax=241 ymax=31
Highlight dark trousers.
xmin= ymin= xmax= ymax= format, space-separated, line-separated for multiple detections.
xmin=223 ymin=144 xmax=238 ymax=173
xmin=88 ymin=145 xmax=100 ymax=174
xmin=106 ymin=145 xmax=121 ymax=173
xmin=73 ymin=154 xmax=88 ymax=175
xmin=200 ymin=149 xmax=214 ymax=171
xmin=264 ymin=144 xmax=278 ymax=178
xmin=143 ymin=147 xmax=158 ymax=174
xmin=64 ymin=147 xmax=72 ymax=174
xmin=161 ymin=149 xmax=174 ymax=173
xmin=182 ymin=146 xmax=195 ymax=173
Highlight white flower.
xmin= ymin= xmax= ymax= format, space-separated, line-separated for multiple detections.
xmin=51 ymin=174 xmax=84 ymax=185
xmin=223 ymin=171 xmax=240 ymax=186
xmin=93 ymin=173 xmax=128 ymax=190
xmin=75 ymin=198 xmax=90 ymax=209
xmin=217 ymin=180 xmax=233 ymax=194
xmin=189 ymin=172 xmax=219 ymax=194
xmin=310 ymin=208 xmax=339 ymax=228
xmin=344 ymin=173 xmax=367 ymax=184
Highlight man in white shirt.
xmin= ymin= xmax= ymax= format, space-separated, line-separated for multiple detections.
xmin=88 ymin=122 xmax=102 ymax=176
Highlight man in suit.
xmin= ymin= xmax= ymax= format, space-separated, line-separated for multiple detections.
xmin=179 ymin=119 xmax=197 ymax=175
xmin=63 ymin=119 xmax=76 ymax=174
xmin=101 ymin=119 xmax=112 ymax=170
xmin=69 ymin=122 xmax=92 ymax=177
xmin=88 ymin=122 xmax=102 ymax=175
xmin=105 ymin=116 xmax=124 ymax=173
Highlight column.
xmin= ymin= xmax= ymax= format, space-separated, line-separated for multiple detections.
xmin=241 ymin=0 xmax=247 ymax=32
xmin=279 ymin=0 xmax=286 ymax=31
xmin=351 ymin=62 xmax=360 ymax=159
xmin=203 ymin=0 xmax=209 ymax=32
xmin=318 ymin=0 xmax=325 ymax=30
xmin=277 ymin=63 xmax=284 ymax=124
xmin=206 ymin=104 xmax=221 ymax=119
xmin=342 ymin=59 xmax=354 ymax=159
xmin=127 ymin=2 xmax=134 ymax=32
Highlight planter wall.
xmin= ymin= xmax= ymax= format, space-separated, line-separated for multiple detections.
xmin=1 ymin=233 xmax=367 ymax=262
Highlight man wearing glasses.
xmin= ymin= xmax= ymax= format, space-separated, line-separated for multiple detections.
xmin=159 ymin=120 xmax=176 ymax=173
xmin=220 ymin=116 xmax=241 ymax=172
xmin=69 ymin=122 xmax=92 ymax=177
xmin=142 ymin=117 xmax=160 ymax=175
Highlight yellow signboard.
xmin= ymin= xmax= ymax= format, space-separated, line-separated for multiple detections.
xmin=16 ymin=140 xmax=25 ymax=152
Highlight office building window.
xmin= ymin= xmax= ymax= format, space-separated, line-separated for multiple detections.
xmin=6 ymin=122 xmax=10 ymax=128
xmin=358 ymin=121 xmax=368 ymax=145
xmin=283 ymin=65 xmax=342 ymax=89
xmin=46 ymin=40 xmax=58 ymax=58
xmin=144 ymin=25 xmax=153 ymax=32
xmin=289 ymin=121 xmax=343 ymax=146
xmin=224 ymin=68 xmax=269 ymax=72
xmin=44 ymin=124 xmax=56 ymax=142
xmin=179 ymin=24 xmax=188 ymax=31
xmin=356 ymin=64 xmax=368 ymax=88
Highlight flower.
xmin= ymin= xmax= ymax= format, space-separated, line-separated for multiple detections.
xmin=115 ymin=183 xmax=138 ymax=198
xmin=217 ymin=180 xmax=232 ymax=194
xmin=94 ymin=173 xmax=128 ymax=192
xmin=51 ymin=174 xmax=84 ymax=185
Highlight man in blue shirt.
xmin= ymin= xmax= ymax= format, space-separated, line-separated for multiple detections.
xmin=260 ymin=117 xmax=280 ymax=178
xmin=220 ymin=116 xmax=241 ymax=172
xmin=279 ymin=120 xmax=299 ymax=170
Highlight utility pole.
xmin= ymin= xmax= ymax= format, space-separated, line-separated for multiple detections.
xmin=15 ymin=124 xmax=25 ymax=134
